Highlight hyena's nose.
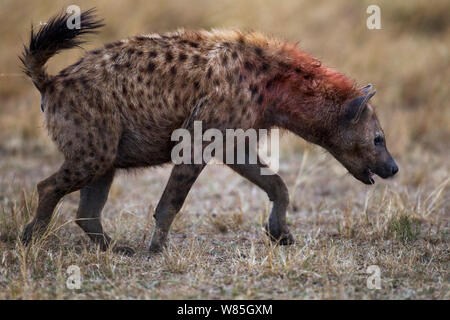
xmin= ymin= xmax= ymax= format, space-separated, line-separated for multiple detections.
xmin=390 ymin=163 xmax=399 ymax=176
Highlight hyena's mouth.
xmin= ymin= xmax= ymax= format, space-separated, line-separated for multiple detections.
xmin=366 ymin=168 xmax=375 ymax=185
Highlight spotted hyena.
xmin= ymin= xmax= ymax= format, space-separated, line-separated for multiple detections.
xmin=20 ymin=9 xmax=398 ymax=255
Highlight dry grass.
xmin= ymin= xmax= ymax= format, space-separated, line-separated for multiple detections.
xmin=0 ymin=0 xmax=449 ymax=299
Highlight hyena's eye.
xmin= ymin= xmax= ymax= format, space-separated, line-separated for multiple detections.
xmin=374 ymin=135 xmax=384 ymax=146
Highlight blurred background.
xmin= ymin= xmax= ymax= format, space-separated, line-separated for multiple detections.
xmin=0 ymin=0 xmax=449 ymax=159
xmin=0 ymin=0 xmax=448 ymax=300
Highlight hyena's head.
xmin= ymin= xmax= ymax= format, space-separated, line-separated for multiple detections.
xmin=327 ymin=85 xmax=399 ymax=185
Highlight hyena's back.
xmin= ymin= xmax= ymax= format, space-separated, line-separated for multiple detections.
xmin=41 ymin=29 xmax=268 ymax=170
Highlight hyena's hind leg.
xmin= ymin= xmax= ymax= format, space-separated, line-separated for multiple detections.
xmin=76 ymin=169 xmax=134 ymax=256
xmin=227 ymin=153 xmax=295 ymax=245
xmin=149 ymin=164 xmax=205 ymax=253
xmin=21 ymin=159 xmax=103 ymax=245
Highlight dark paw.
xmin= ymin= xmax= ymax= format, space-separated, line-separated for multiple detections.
xmin=112 ymin=245 xmax=135 ymax=256
xmin=148 ymin=243 xmax=164 ymax=255
xmin=277 ymin=232 xmax=295 ymax=245
xmin=21 ymin=222 xmax=39 ymax=246
xmin=149 ymin=228 xmax=168 ymax=255
xmin=264 ymin=224 xmax=295 ymax=245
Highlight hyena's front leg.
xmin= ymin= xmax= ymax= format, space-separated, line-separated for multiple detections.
xmin=227 ymin=156 xmax=295 ymax=245
xmin=149 ymin=164 xmax=205 ymax=253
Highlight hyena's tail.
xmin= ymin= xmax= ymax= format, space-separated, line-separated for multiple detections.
xmin=19 ymin=8 xmax=103 ymax=92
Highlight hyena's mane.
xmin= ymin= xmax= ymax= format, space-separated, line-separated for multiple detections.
xmin=193 ymin=29 xmax=359 ymax=106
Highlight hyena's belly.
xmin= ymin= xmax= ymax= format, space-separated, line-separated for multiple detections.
xmin=113 ymin=114 xmax=185 ymax=169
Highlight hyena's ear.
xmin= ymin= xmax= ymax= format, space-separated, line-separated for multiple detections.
xmin=360 ymin=84 xmax=373 ymax=94
xmin=344 ymin=90 xmax=376 ymax=124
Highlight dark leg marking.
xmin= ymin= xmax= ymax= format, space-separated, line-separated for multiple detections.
xmin=75 ymin=169 xmax=134 ymax=256
xmin=149 ymin=163 xmax=205 ymax=253
xmin=227 ymin=151 xmax=294 ymax=245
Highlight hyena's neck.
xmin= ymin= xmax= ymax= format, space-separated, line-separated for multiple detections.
xmin=260 ymin=46 xmax=359 ymax=146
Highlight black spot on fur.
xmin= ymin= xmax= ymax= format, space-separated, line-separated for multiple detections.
xmin=249 ymin=84 xmax=258 ymax=98
xmin=170 ymin=66 xmax=177 ymax=75
xmin=148 ymin=51 xmax=157 ymax=58
xmin=109 ymin=41 xmax=123 ymax=49
xmin=231 ymin=51 xmax=238 ymax=59
xmin=78 ymin=76 xmax=90 ymax=89
xmin=111 ymin=52 xmax=120 ymax=61
xmin=278 ymin=61 xmax=289 ymax=70
xmin=187 ymin=41 xmax=198 ymax=48
xmin=147 ymin=61 xmax=156 ymax=72
xmin=244 ymin=61 xmax=254 ymax=72
xmin=193 ymin=55 xmax=200 ymax=66
xmin=261 ymin=63 xmax=269 ymax=72
xmin=222 ymin=54 xmax=228 ymax=66
xmin=165 ymin=51 xmax=173 ymax=62
xmin=266 ymin=74 xmax=282 ymax=89
xmin=63 ymin=78 xmax=75 ymax=87
xmin=179 ymin=52 xmax=187 ymax=61
xmin=257 ymin=94 xmax=264 ymax=105
xmin=206 ymin=66 xmax=212 ymax=79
